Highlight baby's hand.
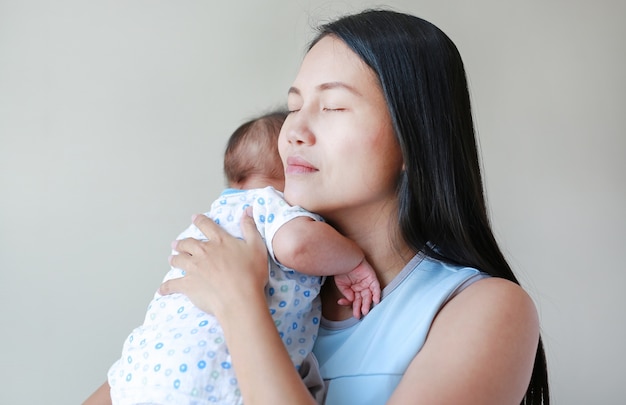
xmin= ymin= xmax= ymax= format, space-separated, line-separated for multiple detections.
xmin=334 ymin=259 xmax=381 ymax=319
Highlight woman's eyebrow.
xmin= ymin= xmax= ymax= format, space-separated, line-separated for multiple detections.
xmin=318 ymin=81 xmax=363 ymax=96
xmin=287 ymin=82 xmax=363 ymax=97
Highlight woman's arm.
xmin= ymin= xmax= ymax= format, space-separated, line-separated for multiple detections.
xmin=388 ymin=278 xmax=539 ymax=405
xmin=160 ymin=213 xmax=316 ymax=405
xmin=82 ymin=382 xmax=111 ymax=405
xmin=217 ymin=286 xmax=318 ymax=404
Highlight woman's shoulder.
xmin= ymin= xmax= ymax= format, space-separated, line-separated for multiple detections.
xmin=390 ymin=277 xmax=539 ymax=403
xmin=449 ymin=277 xmax=538 ymax=322
xmin=435 ymin=277 xmax=539 ymax=341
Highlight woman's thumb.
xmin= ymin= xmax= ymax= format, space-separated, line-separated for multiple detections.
xmin=241 ymin=207 xmax=263 ymax=247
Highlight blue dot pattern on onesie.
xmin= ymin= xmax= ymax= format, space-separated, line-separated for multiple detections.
xmin=107 ymin=187 xmax=323 ymax=405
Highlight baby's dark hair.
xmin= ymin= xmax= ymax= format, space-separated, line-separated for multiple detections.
xmin=223 ymin=109 xmax=288 ymax=186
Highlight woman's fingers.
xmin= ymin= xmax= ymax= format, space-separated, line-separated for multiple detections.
xmin=159 ymin=272 xmax=214 ymax=314
xmin=170 ymin=214 xmax=223 ymax=258
xmin=169 ymin=250 xmax=193 ymax=269
xmin=159 ymin=277 xmax=183 ymax=296
xmin=161 ymin=210 xmax=271 ymax=318
xmin=240 ymin=207 xmax=264 ymax=249
xmin=192 ymin=213 xmax=224 ymax=242
xmin=172 ymin=237 xmax=204 ymax=257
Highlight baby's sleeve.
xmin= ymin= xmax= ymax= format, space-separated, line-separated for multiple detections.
xmin=253 ymin=186 xmax=322 ymax=263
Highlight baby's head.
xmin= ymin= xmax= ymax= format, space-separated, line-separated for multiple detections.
xmin=224 ymin=109 xmax=288 ymax=191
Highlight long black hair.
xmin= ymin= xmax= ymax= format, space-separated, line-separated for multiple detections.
xmin=312 ymin=9 xmax=549 ymax=404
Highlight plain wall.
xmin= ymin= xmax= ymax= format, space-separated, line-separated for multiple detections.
xmin=1 ymin=0 xmax=624 ymax=403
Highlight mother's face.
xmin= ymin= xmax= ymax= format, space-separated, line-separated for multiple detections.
xmin=278 ymin=36 xmax=403 ymax=224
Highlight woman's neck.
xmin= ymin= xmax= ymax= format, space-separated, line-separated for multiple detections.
xmin=319 ymin=238 xmax=414 ymax=322
xmin=326 ymin=201 xmax=415 ymax=289
xmin=359 ymin=235 xmax=414 ymax=289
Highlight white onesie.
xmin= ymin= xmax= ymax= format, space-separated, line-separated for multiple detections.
xmin=108 ymin=186 xmax=324 ymax=405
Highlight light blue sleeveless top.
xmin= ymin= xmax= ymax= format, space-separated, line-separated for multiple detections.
xmin=312 ymin=253 xmax=487 ymax=404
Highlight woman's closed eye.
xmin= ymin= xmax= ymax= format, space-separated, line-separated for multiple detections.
xmin=287 ymin=107 xmax=346 ymax=113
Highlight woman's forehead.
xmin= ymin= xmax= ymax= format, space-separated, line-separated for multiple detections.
xmin=293 ymin=36 xmax=376 ymax=91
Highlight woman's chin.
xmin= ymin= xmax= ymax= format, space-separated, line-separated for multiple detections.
xmin=283 ymin=187 xmax=316 ymax=211
xmin=283 ymin=189 xmax=306 ymax=207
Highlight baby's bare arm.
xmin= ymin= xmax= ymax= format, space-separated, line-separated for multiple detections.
xmin=272 ymin=217 xmax=363 ymax=276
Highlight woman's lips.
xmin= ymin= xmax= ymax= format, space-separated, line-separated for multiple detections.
xmin=285 ymin=156 xmax=318 ymax=174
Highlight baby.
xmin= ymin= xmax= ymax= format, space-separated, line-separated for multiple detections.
xmin=106 ymin=110 xmax=380 ymax=404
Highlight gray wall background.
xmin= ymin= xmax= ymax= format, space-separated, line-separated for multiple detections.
xmin=1 ymin=0 xmax=624 ymax=403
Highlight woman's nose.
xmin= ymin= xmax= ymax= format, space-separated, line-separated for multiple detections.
xmin=284 ymin=113 xmax=315 ymax=146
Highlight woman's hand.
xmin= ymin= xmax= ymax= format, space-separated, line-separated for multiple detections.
xmin=160 ymin=211 xmax=316 ymax=405
xmin=159 ymin=210 xmax=268 ymax=319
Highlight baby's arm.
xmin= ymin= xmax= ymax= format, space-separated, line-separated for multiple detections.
xmin=273 ymin=217 xmax=361 ymax=276
xmin=272 ymin=217 xmax=380 ymax=318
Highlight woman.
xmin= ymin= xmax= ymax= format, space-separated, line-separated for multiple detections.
xmin=166 ymin=9 xmax=550 ymax=405
xmin=86 ymin=9 xmax=549 ymax=405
